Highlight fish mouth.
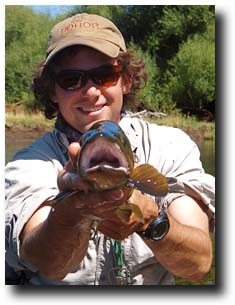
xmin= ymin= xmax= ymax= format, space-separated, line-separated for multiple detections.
xmin=79 ymin=137 xmax=130 ymax=175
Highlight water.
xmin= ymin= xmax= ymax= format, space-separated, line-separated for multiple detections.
xmin=5 ymin=130 xmax=215 ymax=176
xmin=5 ymin=131 xmax=41 ymax=164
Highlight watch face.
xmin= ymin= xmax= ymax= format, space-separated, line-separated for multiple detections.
xmin=136 ymin=211 xmax=170 ymax=241
xmin=151 ymin=221 xmax=169 ymax=240
xmin=146 ymin=211 xmax=170 ymax=241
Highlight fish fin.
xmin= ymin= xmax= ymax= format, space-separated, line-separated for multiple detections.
xmin=130 ymin=164 xmax=168 ymax=196
xmin=116 ymin=202 xmax=145 ymax=224
xmin=128 ymin=202 xmax=145 ymax=224
xmin=116 ymin=204 xmax=132 ymax=222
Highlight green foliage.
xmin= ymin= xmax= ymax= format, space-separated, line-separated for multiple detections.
xmin=5 ymin=6 xmax=54 ymax=105
xmin=131 ymin=45 xmax=176 ymax=113
xmin=127 ymin=42 xmax=159 ymax=111
xmin=158 ymin=6 xmax=214 ymax=44
xmin=5 ymin=5 xmax=215 ymax=118
xmin=166 ymin=23 xmax=215 ymax=110
xmin=73 ymin=5 xmax=125 ymax=20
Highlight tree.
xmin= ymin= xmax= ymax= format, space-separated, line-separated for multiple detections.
xmin=5 ymin=6 xmax=54 ymax=106
xmin=166 ymin=22 xmax=215 ymax=113
xmin=5 ymin=5 xmax=215 ymax=117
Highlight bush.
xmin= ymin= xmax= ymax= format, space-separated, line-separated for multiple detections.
xmin=166 ymin=26 xmax=215 ymax=111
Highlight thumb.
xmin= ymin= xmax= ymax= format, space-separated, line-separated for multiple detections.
xmin=65 ymin=142 xmax=81 ymax=171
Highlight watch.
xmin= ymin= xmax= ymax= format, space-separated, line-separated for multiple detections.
xmin=136 ymin=210 xmax=170 ymax=241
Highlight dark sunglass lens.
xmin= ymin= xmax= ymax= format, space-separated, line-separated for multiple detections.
xmin=56 ymin=71 xmax=83 ymax=90
xmin=91 ymin=66 xmax=121 ymax=87
xmin=56 ymin=66 xmax=121 ymax=90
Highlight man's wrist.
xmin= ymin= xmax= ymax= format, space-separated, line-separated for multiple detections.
xmin=136 ymin=210 xmax=170 ymax=241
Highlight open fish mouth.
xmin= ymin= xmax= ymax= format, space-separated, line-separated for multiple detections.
xmin=79 ymin=137 xmax=130 ymax=175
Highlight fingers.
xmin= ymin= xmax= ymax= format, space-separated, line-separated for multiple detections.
xmin=98 ymin=218 xmax=139 ymax=241
xmin=77 ymin=189 xmax=124 ymax=208
xmin=72 ymin=189 xmax=124 ymax=222
xmin=57 ymin=171 xmax=89 ymax=192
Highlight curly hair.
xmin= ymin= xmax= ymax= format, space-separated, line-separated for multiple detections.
xmin=32 ymin=46 xmax=147 ymax=119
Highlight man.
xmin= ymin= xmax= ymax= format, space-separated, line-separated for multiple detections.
xmin=5 ymin=13 xmax=215 ymax=285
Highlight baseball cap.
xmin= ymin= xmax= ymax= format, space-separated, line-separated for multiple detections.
xmin=46 ymin=13 xmax=126 ymax=64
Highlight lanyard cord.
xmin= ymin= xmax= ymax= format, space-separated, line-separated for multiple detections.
xmin=111 ymin=239 xmax=126 ymax=278
xmin=111 ymin=239 xmax=133 ymax=285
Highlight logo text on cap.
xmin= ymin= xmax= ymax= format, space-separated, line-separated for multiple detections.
xmin=61 ymin=22 xmax=100 ymax=34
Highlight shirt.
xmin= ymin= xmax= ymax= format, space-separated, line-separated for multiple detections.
xmin=5 ymin=117 xmax=215 ymax=285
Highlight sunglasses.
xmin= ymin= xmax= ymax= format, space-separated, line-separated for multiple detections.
xmin=55 ymin=65 xmax=123 ymax=91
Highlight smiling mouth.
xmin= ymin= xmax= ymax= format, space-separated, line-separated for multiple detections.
xmin=78 ymin=105 xmax=104 ymax=113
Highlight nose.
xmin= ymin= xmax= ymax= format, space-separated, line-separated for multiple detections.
xmin=81 ymin=79 xmax=101 ymax=97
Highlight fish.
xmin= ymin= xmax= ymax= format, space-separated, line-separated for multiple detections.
xmin=75 ymin=120 xmax=169 ymax=223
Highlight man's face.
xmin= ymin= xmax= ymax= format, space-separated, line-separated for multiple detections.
xmin=52 ymin=46 xmax=130 ymax=133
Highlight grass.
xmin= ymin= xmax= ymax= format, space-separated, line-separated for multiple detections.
xmin=5 ymin=111 xmax=55 ymax=129
xmin=147 ymin=114 xmax=215 ymax=142
xmin=6 ymin=110 xmax=215 ymax=141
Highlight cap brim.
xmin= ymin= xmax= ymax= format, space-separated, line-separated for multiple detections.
xmin=46 ymin=36 xmax=121 ymax=64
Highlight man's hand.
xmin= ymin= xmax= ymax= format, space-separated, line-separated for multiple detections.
xmin=56 ymin=143 xmax=158 ymax=239
xmin=97 ymin=189 xmax=159 ymax=240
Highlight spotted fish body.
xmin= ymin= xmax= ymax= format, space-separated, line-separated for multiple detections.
xmin=76 ymin=120 xmax=169 ymax=223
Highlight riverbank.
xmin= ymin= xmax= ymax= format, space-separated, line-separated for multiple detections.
xmin=5 ymin=112 xmax=215 ymax=144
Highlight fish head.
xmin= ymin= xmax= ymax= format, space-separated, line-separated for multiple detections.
xmin=77 ymin=120 xmax=134 ymax=191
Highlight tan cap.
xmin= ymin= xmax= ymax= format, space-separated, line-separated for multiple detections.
xmin=46 ymin=13 xmax=126 ymax=63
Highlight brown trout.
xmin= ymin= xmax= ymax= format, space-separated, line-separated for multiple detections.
xmin=75 ymin=120 xmax=169 ymax=223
